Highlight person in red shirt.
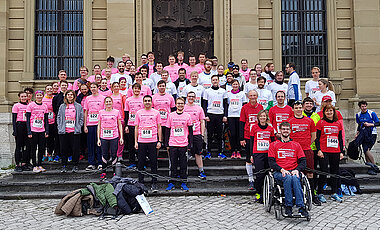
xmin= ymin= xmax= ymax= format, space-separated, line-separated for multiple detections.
xmin=287 ymin=101 xmax=321 ymax=206
xmin=269 ymin=91 xmax=294 ymax=137
xmin=315 ymin=104 xmax=344 ymax=203
xmin=239 ymin=90 xmax=264 ymax=190
xmin=250 ymin=110 xmax=275 ymax=202
xmin=268 ymin=121 xmax=308 ymax=218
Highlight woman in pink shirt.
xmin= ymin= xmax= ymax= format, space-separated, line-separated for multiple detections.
xmin=26 ymin=90 xmax=49 ymax=173
xmin=57 ymin=90 xmax=84 ymax=173
xmin=99 ymin=78 xmax=111 ymax=96
xmin=42 ymin=84 xmax=55 ymax=162
xmin=84 ymin=83 xmax=105 ymax=170
xmin=110 ymin=82 xmax=126 ymax=159
xmin=97 ymin=97 xmax=124 ymax=172
xmin=12 ymin=91 xmax=30 ymax=172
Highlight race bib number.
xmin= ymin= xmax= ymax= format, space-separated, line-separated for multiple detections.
xmin=33 ymin=118 xmax=43 ymax=128
xmin=257 ymin=140 xmax=270 ymax=151
xmin=129 ymin=113 xmax=136 ymax=122
xmin=89 ymin=113 xmax=99 ymax=122
xmin=103 ymin=129 xmax=113 ymax=138
xmin=65 ymin=119 xmax=75 ymax=128
xmin=327 ymin=136 xmax=338 ymax=148
xmin=212 ymin=100 xmax=221 ymax=108
xmin=230 ymin=99 xmax=239 ymax=107
xmin=174 ymin=126 xmax=185 ymax=137
xmin=203 ymin=84 xmax=211 ymax=89
xmin=193 ymin=121 xmax=199 ymax=131
xmin=194 ymin=97 xmax=201 ymax=105
xmin=48 ymin=111 xmax=54 ymax=120
xmin=22 ymin=111 xmax=26 ymax=121
xmin=141 ymin=127 xmax=153 ymax=138
xmin=159 ymin=110 xmax=167 ymax=119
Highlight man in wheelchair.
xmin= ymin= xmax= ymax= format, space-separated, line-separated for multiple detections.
xmin=268 ymin=121 xmax=309 ymax=218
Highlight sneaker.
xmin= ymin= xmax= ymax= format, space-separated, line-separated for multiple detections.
xmin=231 ymin=152 xmax=236 ymax=159
xmin=97 ymin=165 xmax=103 ymax=171
xmin=166 ymin=183 xmax=175 ymax=191
xmin=68 ymin=156 xmax=72 ymax=162
xmin=337 ymin=188 xmax=343 ymax=198
xmin=72 ymin=166 xmax=79 ymax=173
xmin=254 ymin=193 xmax=263 ymax=204
xmin=312 ymin=195 xmax=322 ymax=206
xmin=151 ymin=184 xmax=159 ymax=193
xmin=317 ymin=194 xmax=327 ymax=203
xmin=21 ymin=165 xmax=32 ymax=171
xmin=42 ymin=156 xmax=47 ymax=162
xmin=86 ymin=165 xmax=96 ymax=171
xmin=33 ymin=166 xmax=41 ymax=173
xmin=341 ymin=184 xmax=350 ymax=196
xmin=331 ymin=193 xmax=343 ymax=203
xmin=204 ymin=153 xmax=212 ymax=159
xmin=127 ymin=164 xmax=136 ymax=169
xmin=48 ymin=156 xmax=53 ymax=162
xmin=79 ymin=155 xmax=85 ymax=161
xmin=61 ymin=166 xmax=67 ymax=173
xmin=236 ymin=152 xmax=241 ymax=159
xmin=181 ymin=183 xmax=189 ymax=191
xmin=14 ymin=166 xmax=22 ymax=172
xmin=298 ymin=207 xmax=309 ymax=218
xmin=198 ymin=171 xmax=207 ymax=180
xmin=38 ymin=166 xmax=46 ymax=172
xmin=284 ymin=206 xmax=293 ymax=217
xmin=218 ymin=153 xmax=227 ymax=159
xmin=248 ymin=181 xmax=255 ymax=190
xmin=53 ymin=156 xmax=60 ymax=163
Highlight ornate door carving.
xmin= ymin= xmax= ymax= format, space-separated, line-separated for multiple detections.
xmin=153 ymin=0 xmax=214 ymax=64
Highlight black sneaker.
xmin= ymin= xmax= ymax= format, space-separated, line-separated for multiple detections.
xmin=21 ymin=165 xmax=32 ymax=171
xmin=284 ymin=206 xmax=293 ymax=217
xmin=312 ymin=195 xmax=322 ymax=206
xmin=151 ymin=183 xmax=159 ymax=193
xmin=61 ymin=166 xmax=67 ymax=173
xmin=298 ymin=207 xmax=309 ymax=218
xmin=72 ymin=166 xmax=79 ymax=173
xmin=14 ymin=166 xmax=22 ymax=172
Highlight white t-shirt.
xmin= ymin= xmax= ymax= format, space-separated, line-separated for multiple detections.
xmin=256 ymin=88 xmax=273 ymax=109
xmin=244 ymin=82 xmax=258 ymax=95
xmin=110 ymin=73 xmax=132 ymax=86
xmin=287 ymin=72 xmax=301 ymax=100
xmin=305 ymin=80 xmax=320 ymax=99
xmin=219 ymin=75 xmax=227 ymax=86
xmin=181 ymin=84 xmax=205 ymax=106
xmin=142 ymin=78 xmax=155 ymax=90
xmin=313 ymin=90 xmax=336 ymax=112
xmin=176 ymin=81 xmax=188 ymax=96
xmin=198 ymin=72 xmax=213 ymax=89
xmin=153 ymin=82 xmax=177 ymax=96
xmin=210 ymin=69 xmax=218 ymax=76
xmin=224 ymin=84 xmax=233 ymax=93
xmin=204 ymin=87 xmax=227 ymax=115
xmin=227 ymin=91 xmax=247 ymax=117
xmin=150 ymin=72 xmax=172 ymax=87
xmin=261 ymin=72 xmax=276 ymax=84
xmin=267 ymin=82 xmax=288 ymax=106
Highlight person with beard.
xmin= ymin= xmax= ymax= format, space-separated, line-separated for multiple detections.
xmin=173 ymin=68 xmax=190 ymax=96
xmin=222 ymin=72 xmax=234 ymax=93
xmin=256 ymin=76 xmax=273 ymax=111
xmin=210 ymin=56 xmax=218 ymax=75
xmin=244 ymin=69 xmax=258 ymax=96
xmin=110 ymin=61 xmax=132 ymax=87
xmin=198 ymin=59 xmax=213 ymax=89
xmin=239 ymin=59 xmax=251 ymax=82
xmin=267 ymin=71 xmax=288 ymax=106
xmin=261 ymin=63 xmax=276 ymax=84
xmin=231 ymin=65 xmax=246 ymax=89
xmin=129 ymin=65 xmax=136 ymax=82
xmin=269 ymin=91 xmax=293 ymax=137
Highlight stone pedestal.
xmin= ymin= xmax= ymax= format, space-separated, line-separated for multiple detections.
xmin=0 ymin=113 xmax=14 ymax=167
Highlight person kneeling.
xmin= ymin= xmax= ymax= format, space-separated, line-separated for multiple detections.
xmin=268 ymin=121 xmax=308 ymax=217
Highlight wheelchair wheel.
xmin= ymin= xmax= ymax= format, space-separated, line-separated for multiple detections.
xmin=263 ymin=174 xmax=274 ymax=212
xmin=302 ymin=176 xmax=313 ymax=211
xmin=274 ymin=203 xmax=281 ymax=220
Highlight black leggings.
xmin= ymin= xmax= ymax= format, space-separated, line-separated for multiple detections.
xmin=137 ymin=142 xmax=158 ymax=184
xmin=30 ymin=132 xmax=46 ymax=166
xmin=59 ymin=133 xmax=80 ymax=166
xmin=54 ymin=123 xmax=60 ymax=157
xmin=127 ymin=126 xmax=137 ymax=164
xmin=101 ymin=138 xmax=119 ymax=168
xmin=14 ymin=122 xmax=30 ymax=165
xmin=169 ymin=146 xmax=188 ymax=181
xmin=228 ymin=117 xmax=240 ymax=152
xmin=162 ymin=126 xmax=170 ymax=148
xmin=318 ymin=152 xmax=340 ymax=194
xmin=46 ymin=123 xmax=56 ymax=155
xmin=253 ymin=153 xmax=269 ymax=195
xmin=207 ymin=113 xmax=223 ymax=154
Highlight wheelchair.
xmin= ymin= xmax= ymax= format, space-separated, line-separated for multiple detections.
xmin=263 ymin=171 xmax=312 ymax=221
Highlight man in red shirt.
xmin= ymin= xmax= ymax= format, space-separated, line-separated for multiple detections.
xmin=239 ymin=90 xmax=264 ymax=190
xmin=269 ymin=91 xmax=293 ymax=137
xmin=287 ymin=101 xmax=320 ymax=206
xmin=268 ymin=121 xmax=308 ymax=218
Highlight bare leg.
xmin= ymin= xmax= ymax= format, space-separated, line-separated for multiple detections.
xmin=365 ymin=150 xmax=375 ymax=164
xmin=195 ymin=154 xmax=203 ymax=169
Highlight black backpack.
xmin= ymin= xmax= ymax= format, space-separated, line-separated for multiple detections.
xmin=347 ymin=140 xmax=360 ymax=160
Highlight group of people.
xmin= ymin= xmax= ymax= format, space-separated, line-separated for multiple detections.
xmin=11 ymin=52 xmax=379 ymax=212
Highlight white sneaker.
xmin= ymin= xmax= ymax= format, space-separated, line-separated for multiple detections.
xmin=33 ymin=167 xmax=41 ymax=173
xmin=39 ymin=166 xmax=46 ymax=172
xmin=97 ymin=165 xmax=103 ymax=171
xmin=85 ymin=165 xmax=96 ymax=171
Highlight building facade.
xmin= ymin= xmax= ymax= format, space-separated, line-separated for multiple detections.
xmin=0 ymin=0 xmax=379 ymax=166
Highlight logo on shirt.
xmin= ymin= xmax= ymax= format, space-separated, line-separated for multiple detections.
xmin=323 ymin=126 xmax=338 ymax=135
xmin=277 ymin=149 xmax=295 ymax=158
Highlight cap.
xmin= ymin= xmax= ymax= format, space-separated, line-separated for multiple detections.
xmin=228 ymin=62 xmax=235 ymax=68
xmin=232 ymin=64 xmax=240 ymax=70
xmin=322 ymin=95 xmax=333 ymax=102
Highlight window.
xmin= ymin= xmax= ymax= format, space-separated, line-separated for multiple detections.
xmin=281 ymin=0 xmax=327 ymax=78
xmin=35 ymin=0 xmax=83 ymax=80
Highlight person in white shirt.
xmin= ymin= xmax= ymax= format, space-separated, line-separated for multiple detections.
xmin=198 ymin=59 xmax=213 ymax=89
xmin=267 ymin=71 xmax=288 ymax=106
xmin=150 ymin=62 xmax=172 ymax=86
xmin=222 ymin=72 xmax=234 ymax=93
xmin=140 ymin=65 xmax=155 ymax=91
xmin=286 ymin=62 xmax=302 ymax=106
xmin=217 ymin=64 xmax=227 ymax=86
xmin=312 ymin=79 xmax=336 ymax=112
xmin=256 ymin=76 xmax=273 ymax=111
xmin=110 ymin=61 xmax=132 ymax=87
xmin=261 ymin=62 xmax=276 ymax=84
xmin=305 ymin=66 xmax=321 ymax=99
xmin=210 ymin=56 xmax=218 ymax=76
xmin=254 ymin=63 xmax=263 ymax=78
xmin=153 ymin=70 xmax=177 ymax=97
xmin=244 ymin=69 xmax=258 ymax=96
xmin=181 ymin=71 xmax=205 ymax=106
xmin=231 ymin=65 xmax=246 ymax=89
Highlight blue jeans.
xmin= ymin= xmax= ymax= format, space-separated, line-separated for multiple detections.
xmin=273 ymin=172 xmax=304 ymax=208
xmin=87 ymin=125 xmax=102 ymax=166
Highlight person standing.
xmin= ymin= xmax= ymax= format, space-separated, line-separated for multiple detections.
xmin=173 ymin=68 xmax=190 ymax=96
xmin=73 ymin=66 xmax=90 ymax=91
xmin=313 ymin=79 xmax=336 ymax=112
xmin=286 ymin=62 xmax=301 ymax=107
xmin=196 ymin=53 xmax=206 ymax=72
xmin=198 ymin=59 xmax=213 ymax=89
xmin=239 ymin=59 xmax=251 ymax=82
xmin=305 ymin=67 xmax=321 ymax=99
xmin=269 ymin=91 xmax=294 ymax=136
xmin=164 ymin=55 xmax=180 ymax=82
xmin=110 ymin=61 xmax=132 ymax=86
xmin=175 ymin=51 xmax=189 ymax=69
xmin=181 ymin=71 xmax=205 ymax=107
xmin=42 ymin=84 xmax=56 ymax=162
xmin=244 ymin=70 xmax=258 ymax=96
xmin=261 ymin=63 xmax=276 ymax=84
xmin=267 ymin=71 xmax=288 ymax=106
xmin=256 ymin=76 xmax=273 ymax=111
xmin=186 ymin=55 xmax=203 ymax=79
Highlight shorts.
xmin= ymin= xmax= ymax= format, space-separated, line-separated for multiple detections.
xmin=304 ymin=149 xmax=314 ymax=172
xmin=362 ymin=134 xmax=377 ymax=152
xmin=191 ymin=135 xmax=204 ymax=156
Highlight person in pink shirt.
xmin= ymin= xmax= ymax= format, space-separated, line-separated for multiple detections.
xmin=127 ymin=72 xmax=152 ymax=97
xmin=152 ymin=80 xmax=176 ymax=150
xmin=99 ymin=78 xmax=111 ymax=96
xmin=26 ymin=90 xmax=49 ymax=173
xmin=73 ymin=66 xmax=90 ymax=91
xmin=97 ymin=97 xmax=124 ymax=173
xmin=137 ymin=53 xmax=148 ymax=71
xmin=24 ymin=87 xmax=34 ymax=104
xmin=87 ymin=64 xmax=102 ymax=83
xmin=84 ymin=83 xmax=105 ymax=170
xmin=102 ymin=68 xmax=112 ymax=88
xmin=165 ymin=97 xmax=193 ymax=191
xmin=57 ymin=70 xmax=73 ymax=92
xmin=42 ymin=84 xmax=55 ymax=162
xmin=175 ymin=51 xmax=189 ymax=69
xmin=109 ymin=82 xmax=126 ymax=159
xmin=101 ymin=56 xmax=118 ymax=76
xmin=135 ymin=95 xmax=162 ymax=191
xmin=240 ymin=59 xmax=251 ymax=82
xmin=196 ymin=53 xmax=206 ymax=72
xmin=124 ymin=83 xmax=144 ymax=167
xmin=57 ymin=90 xmax=84 ymax=173
xmin=185 ymin=55 xmax=202 ymax=79
xmin=164 ymin=55 xmax=180 ymax=82
xmin=146 ymin=51 xmax=156 ymax=77
xmin=12 ymin=91 xmax=30 ymax=172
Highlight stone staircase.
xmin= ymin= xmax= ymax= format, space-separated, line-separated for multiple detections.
xmin=0 ymin=153 xmax=379 ymax=199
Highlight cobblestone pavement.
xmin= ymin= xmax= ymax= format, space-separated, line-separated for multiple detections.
xmin=1 ymin=194 xmax=380 ymax=230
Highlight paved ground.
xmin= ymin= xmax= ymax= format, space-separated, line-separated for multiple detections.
xmin=1 ymin=194 xmax=380 ymax=229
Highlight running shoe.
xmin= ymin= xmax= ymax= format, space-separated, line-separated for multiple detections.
xmin=97 ymin=165 xmax=103 ymax=171
xmin=72 ymin=166 xmax=79 ymax=173
xmin=236 ymin=152 xmax=241 ymax=159
xmin=254 ymin=193 xmax=263 ymax=204
xmin=61 ymin=166 xmax=67 ymax=173
xmin=181 ymin=183 xmax=189 ymax=191
xmin=204 ymin=153 xmax=212 ymax=159
xmin=53 ymin=156 xmax=60 ymax=163
xmin=38 ymin=166 xmax=46 ymax=172
xmin=68 ymin=156 xmax=72 ymax=162
xmin=312 ymin=195 xmax=322 ymax=206
xmin=42 ymin=156 xmax=47 ymax=162
xmin=166 ymin=183 xmax=175 ymax=191
xmin=151 ymin=184 xmax=159 ymax=193
xmin=298 ymin=207 xmax=309 ymax=218
xmin=317 ymin=194 xmax=327 ymax=203
xmin=231 ymin=152 xmax=236 ymax=159
xmin=127 ymin=164 xmax=136 ymax=169
xmin=21 ymin=165 xmax=31 ymax=171
xmin=198 ymin=171 xmax=207 ymax=180
xmin=331 ymin=193 xmax=343 ymax=203
xmin=33 ymin=166 xmax=41 ymax=173
xmin=337 ymin=188 xmax=343 ymax=198
xmin=14 ymin=166 xmax=22 ymax=172
xmin=284 ymin=206 xmax=293 ymax=217
xmin=48 ymin=156 xmax=53 ymax=162
xmin=86 ymin=165 xmax=96 ymax=171
xmin=218 ymin=153 xmax=227 ymax=159
xmin=248 ymin=181 xmax=255 ymax=190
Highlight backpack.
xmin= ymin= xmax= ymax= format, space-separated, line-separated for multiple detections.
xmin=347 ymin=140 xmax=360 ymax=160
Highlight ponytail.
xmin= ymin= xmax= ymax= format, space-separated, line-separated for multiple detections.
xmin=319 ymin=79 xmax=334 ymax=93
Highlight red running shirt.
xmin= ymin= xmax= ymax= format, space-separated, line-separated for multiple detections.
xmin=287 ymin=116 xmax=316 ymax=150
xmin=269 ymin=105 xmax=294 ymax=133
xmin=268 ymin=140 xmax=305 ymax=171
xmin=251 ymin=124 xmax=275 ymax=153
xmin=316 ymin=119 xmax=342 ymax=153
xmin=240 ymin=103 xmax=264 ymax=139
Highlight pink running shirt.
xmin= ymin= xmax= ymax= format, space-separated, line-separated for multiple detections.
xmin=196 ymin=63 xmax=205 ymax=72
xmin=99 ymin=89 xmax=111 ymax=97
xmin=110 ymin=94 xmax=125 ymax=119
xmin=126 ymin=85 xmax=152 ymax=98
xmin=65 ymin=103 xmax=76 ymax=133
xmin=152 ymin=93 xmax=175 ymax=127
xmin=12 ymin=102 xmax=28 ymax=122
xmin=101 ymin=68 xmax=118 ymax=76
xmin=183 ymin=104 xmax=205 ymax=135
xmin=135 ymin=108 xmax=162 ymax=143
xmin=163 ymin=65 xmax=180 ymax=82
xmin=83 ymin=94 xmax=105 ymax=126
xmin=124 ymin=96 xmax=144 ymax=126
xmin=99 ymin=109 xmax=121 ymax=140
xmin=240 ymin=68 xmax=251 ymax=82
xmin=26 ymin=102 xmax=48 ymax=133
xmin=185 ymin=66 xmax=203 ymax=79
xmin=167 ymin=112 xmax=193 ymax=147
xmin=42 ymin=96 xmax=55 ymax=124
